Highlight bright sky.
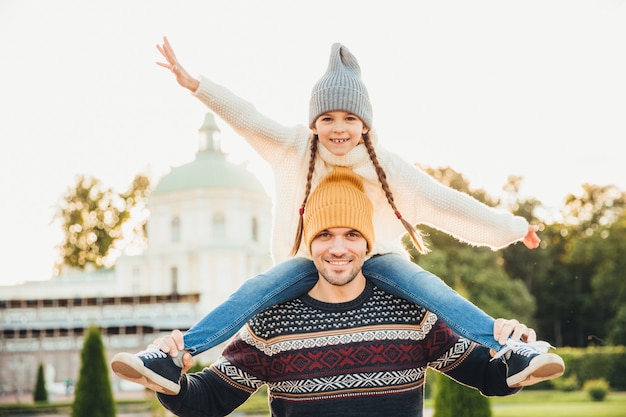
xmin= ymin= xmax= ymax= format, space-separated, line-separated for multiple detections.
xmin=1 ymin=0 xmax=625 ymax=286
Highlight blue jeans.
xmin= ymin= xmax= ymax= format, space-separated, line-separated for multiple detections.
xmin=183 ymin=254 xmax=500 ymax=354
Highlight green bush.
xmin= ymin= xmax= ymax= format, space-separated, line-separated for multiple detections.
xmin=583 ymin=378 xmax=609 ymax=401
xmin=557 ymin=346 xmax=626 ymax=390
xmin=552 ymin=374 xmax=579 ymax=392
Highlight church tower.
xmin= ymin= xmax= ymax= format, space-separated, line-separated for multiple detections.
xmin=117 ymin=112 xmax=273 ymax=314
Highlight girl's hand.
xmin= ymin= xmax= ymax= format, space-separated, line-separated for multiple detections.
xmin=523 ymin=225 xmax=540 ymax=249
xmin=490 ymin=318 xmax=538 ymax=357
xmin=156 ymin=36 xmax=200 ymax=92
xmin=493 ymin=318 xmax=537 ymax=346
xmin=149 ymin=329 xmax=194 ymax=373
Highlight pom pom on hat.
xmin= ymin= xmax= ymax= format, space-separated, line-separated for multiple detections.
xmin=303 ymin=167 xmax=374 ymax=254
xmin=309 ymin=43 xmax=373 ymax=129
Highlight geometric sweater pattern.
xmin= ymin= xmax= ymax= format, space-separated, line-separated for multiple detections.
xmin=211 ymin=282 xmax=475 ymax=402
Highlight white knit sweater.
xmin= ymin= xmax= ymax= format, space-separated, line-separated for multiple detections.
xmin=193 ymin=76 xmax=529 ymax=263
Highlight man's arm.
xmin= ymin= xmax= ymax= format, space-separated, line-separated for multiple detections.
xmin=441 ymin=342 xmax=521 ymax=397
xmin=150 ymin=330 xmax=255 ymax=417
xmin=157 ymin=368 xmax=253 ymax=417
xmin=429 ymin=318 xmax=536 ymax=397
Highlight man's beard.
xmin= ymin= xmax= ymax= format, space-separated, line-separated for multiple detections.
xmin=316 ymin=260 xmax=361 ymax=287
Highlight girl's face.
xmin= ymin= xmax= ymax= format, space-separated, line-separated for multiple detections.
xmin=312 ymin=111 xmax=368 ymax=156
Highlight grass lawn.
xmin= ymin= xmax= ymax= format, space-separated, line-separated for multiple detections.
xmin=488 ymin=390 xmax=626 ymax=417
xmin=236 ymin=389 xmax=626 ymax=416
xmin=3 ymin=388 xmax=622 ymax=416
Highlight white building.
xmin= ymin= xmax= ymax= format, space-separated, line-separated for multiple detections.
xmin=0 ymin=113 xmax=273 ymax=395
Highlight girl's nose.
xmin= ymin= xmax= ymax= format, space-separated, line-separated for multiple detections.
xmin=332 ymin=122 xmax=346 ymax=132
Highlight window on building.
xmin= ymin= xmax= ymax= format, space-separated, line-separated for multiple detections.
xmin=213 ymin=212 xmax=226 ymax=239
xmin=252 ymin=216 xmax=259 ymax=242
xmin=171 ymin=216 xmax=181 ymax=243
xmin=171 ymin=266 xmax=179 ymax=297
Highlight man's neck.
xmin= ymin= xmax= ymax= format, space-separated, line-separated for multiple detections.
xmin=308 ymin=273 xmax=367 ymax=303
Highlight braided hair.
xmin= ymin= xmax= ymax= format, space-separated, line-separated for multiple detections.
xmin=290 ymin=135 xmax=319 ymax=256
xmin=289 ymin=132 xmax=429 ymax=256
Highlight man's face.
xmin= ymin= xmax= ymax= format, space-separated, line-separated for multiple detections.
xmin=310 ymin=227 xmax=368 ymax=288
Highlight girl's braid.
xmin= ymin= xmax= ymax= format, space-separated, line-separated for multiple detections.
xmin=362 ymin=133 xmax=429 ymax=254
xmin=289 ymin=134 xmax=319 ymax=256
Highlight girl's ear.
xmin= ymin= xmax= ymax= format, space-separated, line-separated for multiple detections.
xmin=312 ymin=128 xmax=318 ymax=134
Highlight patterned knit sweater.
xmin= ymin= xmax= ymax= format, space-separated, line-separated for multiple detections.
xmin=158 ymin=281 xmax=518 ymax=417
xmin=192 ymin=77 xmax=529 ymax=262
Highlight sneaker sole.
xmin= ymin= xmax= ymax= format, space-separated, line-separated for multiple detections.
xmin=110 ymin=352 xmax=180 ymax=395
xmin=507 ymin=353 xmax=565 ymax=388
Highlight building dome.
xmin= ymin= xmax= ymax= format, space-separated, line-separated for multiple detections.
xmin=153 ymin=113 xmax=265 ymax=195
xmin=153 ymin=148 xmax=265 ymax=195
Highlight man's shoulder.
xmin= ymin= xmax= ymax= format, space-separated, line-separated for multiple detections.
xmin=245 ymin=284 xmax=447 ymax=344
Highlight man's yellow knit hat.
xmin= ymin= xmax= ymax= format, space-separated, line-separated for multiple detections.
xmin=303 ymin=167 xmax=374 ymax=255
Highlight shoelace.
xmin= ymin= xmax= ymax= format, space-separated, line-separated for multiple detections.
xmin=138 ymin=348 xmax=184 ymax=367
xmin=137 ymin=349 xmax=168 ymax=359
xmin=491 ymin=340 xmax=554 ymax=361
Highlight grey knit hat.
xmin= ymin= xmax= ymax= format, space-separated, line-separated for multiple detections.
xmin=309 ymin=43 xmax=373 ymax=129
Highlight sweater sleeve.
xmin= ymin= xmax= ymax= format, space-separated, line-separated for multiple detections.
xmin=192 ymin=76 xmax=311 ymax=167
xmin=426 ymin=322 xmax=520 ymax=397
xmin=439 ymin=343 xmax=521 ymax=397
xmin=157 ymin=328 xmax=270 ymax=417
xmin=157 ymin=367 xmax=253 ymax=417
xmin=379 ymin=148 xmax=529 ymax=250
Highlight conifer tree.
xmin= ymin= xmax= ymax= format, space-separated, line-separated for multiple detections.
xmin=71 ymin=326 xmax=115 ymax=417
xmin=33 ymin=363 xmax=48 ymax=403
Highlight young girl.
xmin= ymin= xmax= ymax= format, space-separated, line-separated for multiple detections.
xmin=111 ymin=37 xmax=563 ymax=394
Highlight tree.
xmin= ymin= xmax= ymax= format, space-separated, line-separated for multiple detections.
xmin=433 ymin=372 xmax=491 ymax=417
xmin=607 ymin=305 xmax=626 ymax=346
xmin=71 ymin=326 xmax=115 ymax=417
xmin=561 ymin=183 xmax=625 ymax=229
xmin=527 ymin=184 xmax=626 ymax=346
xmin=561 ymin=184 xmax=626 ymax=341
xmin=421 ymin=165 xmax=500 ymax=208
xmin=55 ymin=174 xmax=150 ymax=272
xmin=521 ymin=223 xmax=574 ymax=347
xmin=33 ymin=363 xmax=48 ymax=403
xmin=499 ymin=180 xmax=545 ymax=294
xmin=586 ymin=215 xmax=626 ymax=345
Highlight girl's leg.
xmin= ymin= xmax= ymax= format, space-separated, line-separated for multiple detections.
xmin=363 ymin=253 xmax=500 ymax=351
xmin=183 ymin=257 xmax=318 ymax=355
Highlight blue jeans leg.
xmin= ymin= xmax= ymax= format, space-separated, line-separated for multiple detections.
xmin=363 ymin=253 xmax=500 ymax=351
xmin=183 ymin=257 xmax=318 ymax=355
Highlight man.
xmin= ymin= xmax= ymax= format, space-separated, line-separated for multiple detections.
xmin=119 ymin=168 xmax=561 ymax=417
